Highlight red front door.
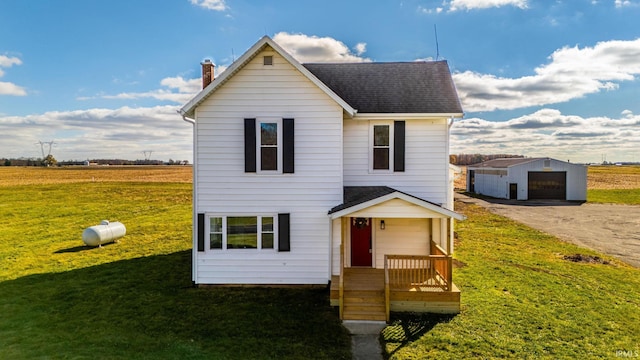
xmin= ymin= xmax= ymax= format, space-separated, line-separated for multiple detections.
xmin=351 ymin=217 xmax=372 ymax=267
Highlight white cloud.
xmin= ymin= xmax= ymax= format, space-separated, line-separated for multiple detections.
xmin=0 ymin=82 xmax=27 ymax=96
xmin=0 ymin=55 xmax=22 ymax=67
xmin=0 ymin=105 xmax=192 ymax=161
xmin=0 ymin=55 xmax=26 ymax=96
xmin=615 ymin=0 xmax=633 ymax=7
xmin=455 ymin=38 xmax=640 ymax=112
xmin=449 ymin=0 xmax=528 ymax=11
xmin=189 ymin=0 xmax=227 ymax=11
xmin=273 ymin=32 xmax=371 ymax=63
xmin=80 ymin=76 xmax=200 ymax=104
xmin=451 ymin=109 xmax=640 ymax=163
xmin=420 ymin=0 xmax=527 ymax=13
xmin=354 ymin=42 xmax=367 ymax=56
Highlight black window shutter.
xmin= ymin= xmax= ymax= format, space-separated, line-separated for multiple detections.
xmin=283 ymin=118 xmax=294 ymax=173
xmin=394 ymin=120 xmax=405 ymax=172
xmin=244 ymin=118 xmax=256 ymax=172
xmin=197 ymin=213 xmax=205 ymax=252
xmin=278 ymin=213 xmax=290 ymax=252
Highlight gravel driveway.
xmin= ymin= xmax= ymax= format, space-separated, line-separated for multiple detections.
xmin=456 ymin=194 xmax=640 ymax=268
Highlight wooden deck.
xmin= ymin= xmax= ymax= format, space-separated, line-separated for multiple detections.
xmin=330 ymin=268 xmax=460 ymax=321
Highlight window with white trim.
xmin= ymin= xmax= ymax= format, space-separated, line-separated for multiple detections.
xmin=258 ymin=119 xmax=282 ymax=173
xmin=207 ymin=215 xmax=276 ymax=250
xmin=244 ymin=118 xmax=294 ymax=174
xmin=370 ymin=122 xmax=394 ymax=171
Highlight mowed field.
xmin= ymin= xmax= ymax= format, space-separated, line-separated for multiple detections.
xmin=0 ymin=165 xmax=192 ymax=186
xmin=454 ymin=165 xmax=640 ymax=191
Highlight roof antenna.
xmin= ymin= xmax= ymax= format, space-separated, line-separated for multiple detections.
xmin=434 ymin=24 xmax=440 ymax=61
xmin=232 ymin=48 xmax=235 ymax=62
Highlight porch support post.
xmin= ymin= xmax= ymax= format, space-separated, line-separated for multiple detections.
xmin=448 ymin=218 xmax=453 ymax=255
xmin=339 ymin=217 xmax=345 ymax=320
xmin=384 ymin=255 xmax=390 ymax=322
xmin=447 ymin=218 xmax=453 ymax=290
xmin=440 ymin=218 xmax=448 ymax=254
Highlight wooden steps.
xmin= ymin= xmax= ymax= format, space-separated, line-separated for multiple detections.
xmin=342 ymin=268 xmax=386 ymax=321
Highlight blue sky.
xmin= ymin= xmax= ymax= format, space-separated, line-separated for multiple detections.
xmin=1 ymin=0 xmax=639 ymax=163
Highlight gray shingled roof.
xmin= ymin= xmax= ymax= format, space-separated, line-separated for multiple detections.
xmin=303 ymin=61 xmax=463 ymax=114
xmin=328 ymin=186 xmax=443 ymax=214
xmin=470 ymin=158 xmax=544 ymax=168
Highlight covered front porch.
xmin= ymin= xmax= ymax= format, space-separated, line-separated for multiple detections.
xmin=328 ymin=187 xmax=464 ymax=322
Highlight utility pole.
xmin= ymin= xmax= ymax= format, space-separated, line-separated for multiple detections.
xmin=36 ymin=140 xmax=56 ymax=159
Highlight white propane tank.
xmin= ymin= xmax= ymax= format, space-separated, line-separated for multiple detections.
xmin=82 ymin=220 xmax=126 ymax=247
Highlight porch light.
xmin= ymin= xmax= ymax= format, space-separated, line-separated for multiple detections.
xmin=380 ymin=220 xmax=385 ymax=230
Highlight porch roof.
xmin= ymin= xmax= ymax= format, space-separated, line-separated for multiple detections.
xmin=328 ymin=186 xmax=465 ymax=220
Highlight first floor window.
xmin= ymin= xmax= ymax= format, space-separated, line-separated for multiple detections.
xmin=227 ymin=216 xmax=258 ymax=249
xmin=261 ymin=216 xmax=274 ymax=249
xmin=208 ymin=215 xmax=276 ymax=250
xmin=210 ymin=217 xmax=223 ymax=249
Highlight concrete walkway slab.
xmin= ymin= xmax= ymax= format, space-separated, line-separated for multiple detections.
xmin=343 ymin=321 xmax=385 ymax=360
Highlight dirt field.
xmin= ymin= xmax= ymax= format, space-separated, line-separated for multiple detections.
xmin=0 ymin=166 xmax=193 ymax=186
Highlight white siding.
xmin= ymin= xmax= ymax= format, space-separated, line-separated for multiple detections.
xmin=348 ymin=199 xmax=449 ymax=218
xmin=472 ymin=171 xmax=510 ymax=199
xmin=343 ymin=118 xmax=449 ymax=205
xmin=373 ymin=218 xmax=430 ymax=269
xmin=194 ymin=46 xmax=343 ymax=284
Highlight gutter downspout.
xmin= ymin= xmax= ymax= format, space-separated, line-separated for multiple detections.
xmin=181 ymin=113 xmax=196 ymax=125
xmin=179 ymin=111 xmax=197 ymax=284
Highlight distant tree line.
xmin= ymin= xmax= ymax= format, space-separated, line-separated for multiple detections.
xmin=1 ymin=157 xmax=189 ymax=166
xmin=450 ymin=154 xmax=524 ymax=166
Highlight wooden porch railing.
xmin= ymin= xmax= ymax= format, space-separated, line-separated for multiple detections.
xmin=384 ymin=253 xmax=453 ymax=322
xmin=384 ymin=255 xmax=452 ymax=292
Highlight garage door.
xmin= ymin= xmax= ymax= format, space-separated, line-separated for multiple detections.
xmin=528 ymin=172 xmax=566 ymax=200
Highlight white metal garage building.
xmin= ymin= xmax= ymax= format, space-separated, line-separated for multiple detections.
xmin=467 ymin=158 xmax=587 ymax=201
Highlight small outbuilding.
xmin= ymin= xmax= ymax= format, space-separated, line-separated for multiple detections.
xmin=467 ymin=158 xmax=587 ymax=201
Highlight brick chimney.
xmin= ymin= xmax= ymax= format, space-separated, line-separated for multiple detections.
xmin=201 ymin=59 xmax=215 ymax=89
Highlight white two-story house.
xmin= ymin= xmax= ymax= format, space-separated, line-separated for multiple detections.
xmin=180 ymin=36 xmax=465 ymax=321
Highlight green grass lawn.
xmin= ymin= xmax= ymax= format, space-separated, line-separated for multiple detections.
xmin=382 ymin=202 xmax=640 ymax=359
xmin=4 ymin=177 xmax=639 ymax=359
xmin=588 ymin=188 xmax=640 ymax=205
xmin=0 ymin=182 xmax=350 ymax=360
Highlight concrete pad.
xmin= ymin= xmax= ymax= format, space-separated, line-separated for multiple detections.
xmin=343 ymin=321 xmax=386 ymax=360
xmin=352 ymin=334 xmax=382 ymax=360
xmin=343 ymin=320 xmax=386 ymax=335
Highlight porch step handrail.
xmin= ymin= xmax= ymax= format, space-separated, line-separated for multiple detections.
xmin=384 ymin=255 xmax=452 ymax=291
xmin=339 ymin=242 xmax=344 ymax=320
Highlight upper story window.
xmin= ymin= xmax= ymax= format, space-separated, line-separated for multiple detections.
xmin=373 ymin=124 xmax=391 ymax=170
xmin=370 ymin=121 xmax=405 ymax=173
xmin=244 ymin=118 xmax=295 ymax=174
xmin=260 ymin=121 xmax=279 ymax=171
